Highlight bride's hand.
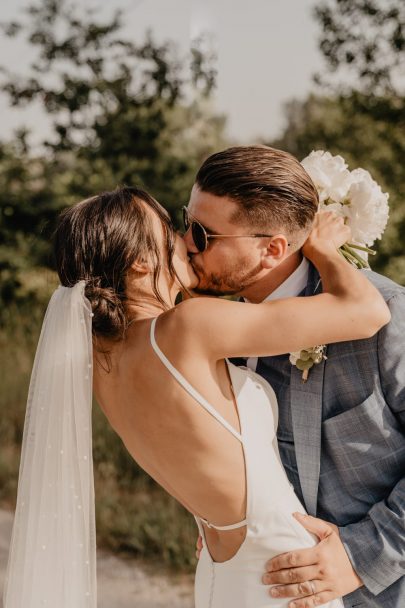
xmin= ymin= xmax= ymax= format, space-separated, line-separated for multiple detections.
xmin=303 ymin=211 xmax=351 ymax=260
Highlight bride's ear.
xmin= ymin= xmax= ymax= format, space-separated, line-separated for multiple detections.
xmin=130 ymin=259 xmax=150 ymax=275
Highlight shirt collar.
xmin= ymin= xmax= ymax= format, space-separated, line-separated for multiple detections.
xmin=245 ymin=257 xmax=310 ymax=303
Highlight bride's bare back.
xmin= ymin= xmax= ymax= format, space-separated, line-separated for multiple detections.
xmin=93 ymin=315 xmax=247 ymax=561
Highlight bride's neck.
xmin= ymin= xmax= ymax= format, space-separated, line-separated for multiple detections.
xmin=126 ymin=299 xmax=168 ymax=323
xmin=125 ymin=280 xmax=178 ymax=323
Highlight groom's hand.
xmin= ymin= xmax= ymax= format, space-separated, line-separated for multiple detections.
xmin=262 ymin=513 xmax=363 ymax=607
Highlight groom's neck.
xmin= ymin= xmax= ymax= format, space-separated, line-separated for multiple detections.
xmin=239 ymin=251 xmax=303 ymax=304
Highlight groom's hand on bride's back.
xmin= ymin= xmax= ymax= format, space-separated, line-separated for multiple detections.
xmin=262 ymin=513 xmax=363 ymax=607
xmin=196 ymin=535 xmax=203 ymax=559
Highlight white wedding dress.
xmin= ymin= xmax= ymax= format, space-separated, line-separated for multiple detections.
xmin=150 ymin=318 xmax=343 ymax=608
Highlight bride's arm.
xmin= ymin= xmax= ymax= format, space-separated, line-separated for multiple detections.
xmin=165 ymin=212 xmax=390 ymax=360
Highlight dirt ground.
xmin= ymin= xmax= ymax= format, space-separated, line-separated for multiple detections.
xmin=0 ymin=509 xmax=194 ymax=608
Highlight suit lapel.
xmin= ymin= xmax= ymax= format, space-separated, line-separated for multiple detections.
xmin=290 ymin=262 xmax=325 ymax=516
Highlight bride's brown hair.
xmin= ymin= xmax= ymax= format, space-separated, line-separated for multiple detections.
xmin=54 ymin=186 xmax=177 ymax=341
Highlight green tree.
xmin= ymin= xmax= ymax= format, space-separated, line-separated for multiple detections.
xmin=271 ymin=0 xmax=405 ymax=282
xmin=0 ymin=0 xmax=227 ymax=307
xmin=314 ymin=0 xmax=404 ymax=95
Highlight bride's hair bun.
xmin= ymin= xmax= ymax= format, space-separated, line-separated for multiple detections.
xmin=54 ymin=186 xmax=178 ymax=347
xmin=84 ymin=281 xmax=127 ymax=341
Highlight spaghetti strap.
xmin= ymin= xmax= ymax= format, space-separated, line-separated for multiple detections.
xmin=150 ymin=317 xmax=243 ymax=444
xmin=198 ymin=515 xmax=248 ymax=531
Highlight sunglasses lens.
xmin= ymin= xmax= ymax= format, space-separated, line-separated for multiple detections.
xmin=191 ymin=222 xmax=206 ymax=252
xmin=183 ymin=207 xmax=206 ymax=252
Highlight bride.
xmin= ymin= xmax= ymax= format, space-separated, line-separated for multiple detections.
xmin=4 ymin=186 xmax=389 ymax=608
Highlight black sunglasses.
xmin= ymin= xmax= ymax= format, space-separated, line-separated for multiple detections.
xmin=182 ymin=206 xmax=289 ymax=253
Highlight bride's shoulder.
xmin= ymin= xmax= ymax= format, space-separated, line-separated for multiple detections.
xmin=168 ymin=297 xmax=240 ymax=327
xmin=158 ymin=297 xmax=241 ymax=349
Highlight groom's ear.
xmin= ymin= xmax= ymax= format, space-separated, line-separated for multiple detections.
xmin=261 ymin=235 xmax=290 ymax=269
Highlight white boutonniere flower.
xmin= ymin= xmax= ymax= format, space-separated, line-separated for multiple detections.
xmin=289 ymin=345 xmax=327 ymax=383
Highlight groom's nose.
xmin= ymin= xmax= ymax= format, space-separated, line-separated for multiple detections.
xmin=182 ymin=227 xmax=199 ymax=254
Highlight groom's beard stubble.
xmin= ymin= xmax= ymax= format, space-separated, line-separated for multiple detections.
xmin=190 ymin=255 xmax=263 ymax=296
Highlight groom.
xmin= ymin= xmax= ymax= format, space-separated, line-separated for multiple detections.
xmin=184 ymin=145 xmax=405 ymax=608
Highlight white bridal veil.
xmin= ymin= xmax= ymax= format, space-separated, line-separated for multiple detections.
xmin=3 ymin=281 xmax=96 ymax=608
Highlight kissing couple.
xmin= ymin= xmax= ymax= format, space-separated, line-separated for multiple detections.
xmin=4 ymin=146 xmax=404 ymax=608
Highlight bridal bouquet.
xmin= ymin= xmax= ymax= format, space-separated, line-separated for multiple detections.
xmin=290 ymin=150 xmax=390 ymax=382
xmin=301 ymin=150 xmax=389 ymax=268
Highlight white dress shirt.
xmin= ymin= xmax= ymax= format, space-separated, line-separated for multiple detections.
xmin=245 ymin=257 xmax=310 ymax=372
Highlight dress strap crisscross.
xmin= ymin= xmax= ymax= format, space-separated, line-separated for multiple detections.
xmin=149 ymin=317 xmax=247 ymax=532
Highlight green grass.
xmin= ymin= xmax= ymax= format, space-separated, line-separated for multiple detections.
xmin=1 ymin=300 xmax=197 ymax=572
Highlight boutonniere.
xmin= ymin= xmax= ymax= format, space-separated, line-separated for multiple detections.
xmin=289 ymin=345 xmax=327 ymax=383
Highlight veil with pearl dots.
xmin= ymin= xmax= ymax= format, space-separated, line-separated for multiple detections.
xmin=3 ymin=281 xmax=96 ymax=608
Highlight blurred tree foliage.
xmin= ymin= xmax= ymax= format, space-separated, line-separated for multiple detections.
xmin=0 ymin=0 xmax=227 ymax=309
xmin=272 ymin=0 xmax=405 ymax=282
xmin=314 ymin=0 xmax=404 ymax=94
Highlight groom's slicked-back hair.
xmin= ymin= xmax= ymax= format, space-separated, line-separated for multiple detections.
xmin=195 ymin=145 xmax=319 ymax=240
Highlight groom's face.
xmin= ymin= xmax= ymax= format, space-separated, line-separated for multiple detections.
xmin=183 ymin=185 xmax=269 ymax=296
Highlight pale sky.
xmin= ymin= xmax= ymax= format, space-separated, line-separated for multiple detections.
xmin=0 ymin=0 xmax=323 ymax=145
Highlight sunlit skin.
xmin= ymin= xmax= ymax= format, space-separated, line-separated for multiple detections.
xmin=92 ymin=203 xmax=389 ymax=586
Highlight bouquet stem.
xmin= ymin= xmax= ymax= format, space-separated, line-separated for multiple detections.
xmin=340 ymin=247 xmax=359 ymax=265
xmin=340 ymin=244 xmax=370 ymax=269
xmin=347 ymin=243 xmax=376 ymax=255
xmin=302 ymin=369 xmax=309 ymax=383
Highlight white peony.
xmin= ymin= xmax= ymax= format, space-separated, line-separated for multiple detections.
xmin=344 ymin=168 xmax=389 ymax=246
xmin=322 ymin=201 xmax=346 ymax=217
xmin=301 ymin=150 xmax=352 ymax=204
xmin=301 ymin=150 xmax=389 ymax=253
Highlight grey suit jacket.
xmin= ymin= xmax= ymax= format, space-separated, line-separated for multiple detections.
xmin=241 ymin=265 xmax=405 ymax=607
